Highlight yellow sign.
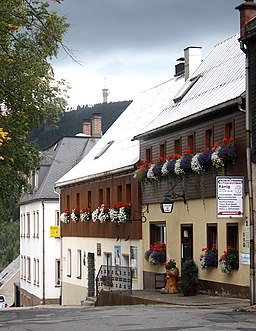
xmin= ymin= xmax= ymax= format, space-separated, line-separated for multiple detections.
xmin=50 ymin=226 xmax=60 ymax=238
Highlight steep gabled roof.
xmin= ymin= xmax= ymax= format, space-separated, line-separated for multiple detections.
xmin=0 ymin=256 xmax=20 ymax=289
xmin=56 ymin=76 xmax=185 ymax=187
xmin=136 ymin=34 xmax=245 ymax=137
xmin=20 ymin=136 xmax=98 ymax=203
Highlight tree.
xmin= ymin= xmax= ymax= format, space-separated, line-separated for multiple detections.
xmin=0 ymin=0 xmax=69 ymax=221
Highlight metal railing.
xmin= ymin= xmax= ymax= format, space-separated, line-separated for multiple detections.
xmin=96 ymin=265 xmax=132 ymax=296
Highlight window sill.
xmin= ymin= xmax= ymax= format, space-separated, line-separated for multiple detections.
xmin=77 ymin=276 xmax=81 ymax=280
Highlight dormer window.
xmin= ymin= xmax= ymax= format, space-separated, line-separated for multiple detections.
xmin=173 ymin=74 xmax=202 ymax=103
xmin=94 ymin=141 xmax=114 ymax=159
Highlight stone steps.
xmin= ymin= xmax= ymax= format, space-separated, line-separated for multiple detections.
xmin=81 ymin=296 xmax=97 ymax=307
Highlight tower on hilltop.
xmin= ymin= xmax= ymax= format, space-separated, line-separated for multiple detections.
xmin=102 ymin=77 xmax=109 ymax=103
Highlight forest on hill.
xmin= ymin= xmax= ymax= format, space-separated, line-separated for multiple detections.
xmin=29 ymin=100 xmax=132 ymax=149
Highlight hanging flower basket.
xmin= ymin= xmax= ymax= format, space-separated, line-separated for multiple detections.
xmin=71 ymin=206 xmax=80 ymax=222
xmin=60 ymin=209 xmax=70 ymax=224
xmin=80 ymin=208 xmax=91 ymax=222
xmin=110 ymin=201 xmax=131 ymax=223
xmin=133 ymin=160 xmax=151 ymax=182
xmin=145 ymin=243 xmax=166 ymax=265
xmin=200 ymin=244 xmax=218 ymax=269
xmin=219 ymin=245 xmax=239 ymax=273
xmin=92 ymin=204 xmax=110 ymax=223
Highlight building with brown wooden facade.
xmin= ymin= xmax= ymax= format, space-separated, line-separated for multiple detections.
xmin=133 ymin=28 xmax=251 ymax=297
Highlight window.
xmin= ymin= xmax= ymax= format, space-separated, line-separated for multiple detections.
xmin=207 ymin=224 xmax=218 ymax=250
xmin=225 ymin=121 xmax=234 ymax=139
xmin=117 ymin=185 xmax=122 ymax=202
xmin=77 ymin=250 xmax=82 ymax=279
xmin=205 ymin=128 xmax=214 ymax=149
xmin=55 ymin=259 xmax=61 ymax=286
xmin=126 ymin=184 xmax=131 ymax=202
xmin=88 ymin=191 xmax=92 ymax=209
xmin=227 ymin=223 xmax=238 ymax=251
xmin=146 ymin=147 xmax=152 ymax=163
xmin=23 ymin=214 xmax=25 ymax=238
xmin=76 ymin=193 xmax=80 ymax=208
xmin=36 ymin=211 xmax=39 ymax=238
xmin=67 ymin=195 xmax=70 ymax=212
xmin=20 ymin=256 xmax=23 ymax=279
xmin=188 ymin=134 xmax=195 ymax=153
xmin=174 ymin=138 xmax=181 ymax=154
xmin=27 ymin=257 xmax=31 ymax=282
xmin=99 ymin=189 xmax=103 ymax=205
xmin=94 ymin=141 xmax=114 ymax=159
xmin=20 ymin=214 xmax=23 ymax=237
xmin=26 ymin=213 xmax=30 ymax=238
xmin=33 ymin=258 xmax=36 ymax=285
xmin=106 ymin=187 xmax=110 ymax=205
xmin=33 ymin=212 xmax=36 ymax=238
xmin=55 ymin=210 xmax=60 ymax=226
xmin=67 ymin=249 xmax=71 ymax=277
xmin=23 ymin=256 xmax=26 ymax=281
xmin=173 ymin=74 xmax=202 ymax=103
xmin=150 ymin=222 xmax=166 ymax=245
xmin=160 ymin=143 xmax=166 ymax=158
xmin=37 ymin=259 xmax=39 ymax=286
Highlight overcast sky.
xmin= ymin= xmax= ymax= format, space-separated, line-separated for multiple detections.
xmin=51 ymin=0 xmax=243 ymax=108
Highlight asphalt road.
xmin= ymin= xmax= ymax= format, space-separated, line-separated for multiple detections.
xmin=0 ymin=305 xmax=256 ymax=331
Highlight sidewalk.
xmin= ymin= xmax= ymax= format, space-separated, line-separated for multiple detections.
xmin=130 ymin=289 xmax=250 ymax=309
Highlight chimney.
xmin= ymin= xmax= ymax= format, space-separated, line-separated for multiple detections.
xmin=236 ymin=0 xmax=256 ymax=38
xmin=82 ymin=119 xmax=91 ymax=137
xmin=174 ymin=57 xmax=185 ymax=77
xmin=184 ymin=46 xmax=202 ymax=81
xmin=91 ymin=113 xmax=102 ymax=138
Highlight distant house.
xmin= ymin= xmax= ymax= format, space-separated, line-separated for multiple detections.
xmin=19 ymin=118 xmax=101 ymax=306
xmin=0 ymin=256 xmax=20 ymax=307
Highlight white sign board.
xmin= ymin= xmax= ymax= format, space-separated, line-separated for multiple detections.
xmin=216 ymin=176 xmax=244 ymax=219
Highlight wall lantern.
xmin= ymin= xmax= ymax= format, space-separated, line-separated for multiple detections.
xmin=160 ymin=198 xmax=174 ymax=213
xmin=160 ymin=191 xmax=187 ymax=213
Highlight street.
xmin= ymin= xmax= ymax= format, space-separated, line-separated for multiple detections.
xmin=0 ymin=304 xmax=256 ymax=331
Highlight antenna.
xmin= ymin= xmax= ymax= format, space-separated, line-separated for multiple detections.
xmin=102 ymin=77 xmax=109 ymax=103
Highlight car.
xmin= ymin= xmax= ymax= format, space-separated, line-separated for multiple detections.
xmin=0 ymin=295 xmax=7 ymax=309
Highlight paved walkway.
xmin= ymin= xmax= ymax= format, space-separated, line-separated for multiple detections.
xmin=130 ymin=289 xmax=250 ymax=309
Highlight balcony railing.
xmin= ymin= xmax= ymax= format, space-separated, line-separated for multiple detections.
xmin=96 ymin=265 xmax=132 ymax=296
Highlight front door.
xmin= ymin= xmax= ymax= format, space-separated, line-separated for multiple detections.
xmin=181 ymin=224 xmax=193 ymax=264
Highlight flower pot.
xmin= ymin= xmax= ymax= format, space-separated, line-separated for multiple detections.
xmin=186 ymin=283 xmax=197 ymax=296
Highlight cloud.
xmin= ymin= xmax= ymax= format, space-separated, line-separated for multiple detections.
xmin=52 ymin=0 xmax=242 ymax=107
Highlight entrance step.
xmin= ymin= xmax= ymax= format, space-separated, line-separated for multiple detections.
xmin=81 ymin=296 xmax=97 ymax=307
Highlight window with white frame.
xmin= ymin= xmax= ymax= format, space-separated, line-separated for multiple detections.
xmin=26 ymin=213 xmax=30 ymax=238
xmin=20 ymin=256 xmax=23 ymax=279
xmin=77 ymin=250 xmax=82 ymax=279
xmin=36 ymin=211 xmax=39 ymax=238
xmin=23 ymin=214 xmax=26 ymax=238
xmin=55 ymin=210 xmax=60 ymax=226
xmin=33 ymin=211 xmax=36 ymax=238
xmin=33 ymin=258 xmax=36 ymax=285
xmin=20 ymin=214 xmax=23 ymax=237
xmin=23 ymin=256 xmax=26 ymax=280
xmin=37 ymin=259 xmax=39 ymax=286
xmin=27 ymin=257 xmax=31 ymax=282
xmin=67 ymin=249 xmax=71 ymax=277
xmin=55 ymin=259 xmax=61 ymax=286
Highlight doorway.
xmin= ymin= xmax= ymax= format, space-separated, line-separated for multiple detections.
xmin=181 ymin=224 xmax=193 ymax=264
